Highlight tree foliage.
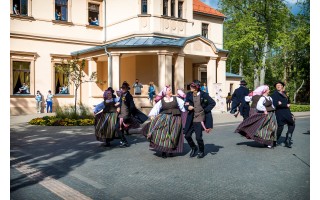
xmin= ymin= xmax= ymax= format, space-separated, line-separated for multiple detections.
xmin=220 ymin=0 xmax=309 ymax=103
xmin=55 ymin=56 xmax=97 ymax=113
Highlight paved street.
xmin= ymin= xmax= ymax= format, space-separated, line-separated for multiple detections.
xmin=10 ymin=112 xmax=310 ymax=200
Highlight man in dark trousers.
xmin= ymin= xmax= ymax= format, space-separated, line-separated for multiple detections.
xmin=184 ymin=80 xmax=216 ymax=158
xmin=271 ymin=81 xmax=295 ymax=148
xmin=230 ymin=80 xmax=250 ymax=120
xmin=116 ymin=81 xmax=148 ymax=147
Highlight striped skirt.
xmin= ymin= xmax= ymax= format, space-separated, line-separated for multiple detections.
xmin=235 ymin=112 xmax=278 ymax=146
xmin=147 ymin=114 xmax=184 ymax=153
xmin=94 ymin=112 xmax=118 ymax=142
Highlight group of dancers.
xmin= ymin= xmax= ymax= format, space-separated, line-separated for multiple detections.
xmin=232 ymin=80 xmax=295 ymax=149
xmin=94 ymin=80 xmax=215 ymax=158
xmin=93 ymin=79 xmax=295 ymax=160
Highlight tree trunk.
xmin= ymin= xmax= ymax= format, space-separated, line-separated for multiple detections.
xmin=293 ymin=80 xmax=304 ymax=104
xmin=239 ymin=59 xmax=243 ymax=76
xmin=74 ymin=87 xmax=78 ymax=115
xmin=260 ymin=38 xmax=268 ymax=86
xmin=254 ymin=67 xmax=259 ymax=89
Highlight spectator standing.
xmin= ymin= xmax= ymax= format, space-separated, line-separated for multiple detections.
xmin=13 ymin=4 xmax=20 ymax=15
xmin=46 ymin=90 xmax=54 ymax=113
xmin=200 ymin=83 xmax=208 ymax=93
xmin=226 ymin=92 xmax=232 ymax=111
xmin=35 ymin=90 xmax=42 ymax=113
xmin=133 ymin=79 xmax=143 ymax=95
xmin=148 ymin=81 xmax=155 ymax=105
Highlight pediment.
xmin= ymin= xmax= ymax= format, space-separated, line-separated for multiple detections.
xmin=182 ymin=38 xmax=217 ymax=57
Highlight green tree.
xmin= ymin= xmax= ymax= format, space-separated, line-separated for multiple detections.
xmin=55 ymin=56 xmax=97 ymax=114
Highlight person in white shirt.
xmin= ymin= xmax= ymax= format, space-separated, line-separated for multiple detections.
xmin=146 ymin=85 xmax=186 ymax=158
xmin=235 ymin=85 xmax=278 ymax=148
xmin=93 ymin=89 xmax=120 ymax=147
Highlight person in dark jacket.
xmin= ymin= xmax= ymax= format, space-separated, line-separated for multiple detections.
xmin=271 ymin=81 xmax=295 ymax=148
xmin=115 ymin=81 xmax=148 ymax=147
xmin=230 ymin=80 xmax=250 ymax=120
xmin=184 ymin=80 xmax=216 ymax=158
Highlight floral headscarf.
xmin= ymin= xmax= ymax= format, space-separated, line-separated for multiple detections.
xmin=154 ymin=85 xmax=171 ymax=103
xmin=253 ymin=85 xmax=269 ymax=96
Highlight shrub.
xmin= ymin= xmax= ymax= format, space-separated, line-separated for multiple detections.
xmin=290 ymin=104 xmax=310 ymax=112
xmin=29 ymin=103 xmax=94 ymax=126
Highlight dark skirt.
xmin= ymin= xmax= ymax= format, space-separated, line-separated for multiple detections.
xmin=235 ymin=112 xmax=278 ymax=146
xmin=147 ymin=114 xmax=184 ymax=153
xmin=94 ymin=112 xmax=118 ymax=142
xmin=249 ymin=108 xmax=257 ymax=117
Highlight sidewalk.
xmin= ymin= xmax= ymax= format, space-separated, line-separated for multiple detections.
xmin=10 ymin=111 xmax=310 ymax=125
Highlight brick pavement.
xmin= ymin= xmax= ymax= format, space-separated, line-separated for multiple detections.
xmin=10 ymin=112 xmax=310 ymax=200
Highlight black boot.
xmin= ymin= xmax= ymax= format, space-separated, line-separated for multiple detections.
xmin=161 ymin=152 xmax=167 ymax=158
xmin=197 ymin=151 xmax=205 ymax=158
xmin=285 ymin=133 xmax=293 ymax=148
xmin=189 ymin=146 xmax=198 ymax=157
xmin=119 ymin=137 xmax=129 ymax=147
xmin=105 ymin=141 xmax=111 ymax=147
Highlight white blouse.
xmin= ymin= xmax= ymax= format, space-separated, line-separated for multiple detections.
xmin=93 ymin=97 xmax=120 ymax=113
xmin=148 ymin=97 xmax=186 ymax=116
xmin=256 ymin=96 xmax=275 ymax=112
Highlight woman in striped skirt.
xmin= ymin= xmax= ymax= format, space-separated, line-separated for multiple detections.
xmin=146 ymin=86 xmax=186 ymax=158
xmin=235 ymin=85 xmax=277 ymax=148
xmin=93 ymin=89 xmax=119 ymax=147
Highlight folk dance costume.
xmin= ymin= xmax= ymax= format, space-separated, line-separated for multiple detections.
xmin=184 ymin=81 xmax=216 ymax=158
xmin=146 ymin=86 xmax=186 ymax=158
xmin=271 ymin=81 xmax=295 ymax=148
xmin=230 ymin=80 xmax=250 ymax=119
xmin=235 ymin=85 xmax=277 ymax=148
xmin=116 ymin=81 xmax=148 ymax=147
xmin=93 ymin=90 xmax=119 ymax=147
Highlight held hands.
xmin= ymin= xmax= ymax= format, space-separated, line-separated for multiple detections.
xmin=184 ymin=102 xmax=194 ymax=110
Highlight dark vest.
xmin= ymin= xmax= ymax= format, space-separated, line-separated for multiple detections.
xmin=263 ymin=97 xmax=275 ymax=112
xmin=251 ymin=95 xmax=262 ymax=108
xmin=160 ymin=97 xmax=181 ymax=115
xmin=103 ymin=100 xmax=117 ymax=113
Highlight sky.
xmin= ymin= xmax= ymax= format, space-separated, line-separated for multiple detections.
xmin=200 ymin=0 xmax=304 ymax=15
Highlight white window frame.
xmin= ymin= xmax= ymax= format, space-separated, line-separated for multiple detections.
xmin=10 ymin=51 xmax=37 ymax=95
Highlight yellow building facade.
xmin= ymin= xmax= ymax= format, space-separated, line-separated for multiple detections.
xmin=10 ymin=0 xmax=241 ymax=115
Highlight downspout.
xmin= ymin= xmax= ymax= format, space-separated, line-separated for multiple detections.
xmin=104 ymin=0 xmax=112 ymax=87
xmin=104 ymin=0 xmax=107 ymax=42
xmin=104 ymin=46 xmax=112 ymax=87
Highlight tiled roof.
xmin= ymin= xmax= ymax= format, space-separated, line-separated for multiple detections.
xmin=193 ymin=0 xmax=225 ymax=18
xmin=71 ymin=35 xmax=229 ymax=55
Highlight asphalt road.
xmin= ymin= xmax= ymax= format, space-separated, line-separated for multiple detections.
xmin=10 ymin=112 xmax=310 ymax=200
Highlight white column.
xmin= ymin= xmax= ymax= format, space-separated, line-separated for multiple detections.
xmin=158 ymin=53 xmax=166 ymax=89
xmin=165 ymin=53 xmax=173 ymax=87
xmin=111 ymin=53 xmax=121 ymax=90
xmin=207 ymin=57 xmax=217 ymax=97
xmin=174 ymin=53 xmax=185 ymax=91
xmin=217 ymin=57 xmax=227 ymax=112
xmin=217 ymin=57 xmax=227 ymax=85
xmin=88 ymin=57 xmax=98 ymax=97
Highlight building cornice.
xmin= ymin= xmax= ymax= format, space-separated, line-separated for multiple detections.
xmin=193 ymin=11 xmax=226 ymax=20
xmin=10 ymin=32 xmax=103 ymax=46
